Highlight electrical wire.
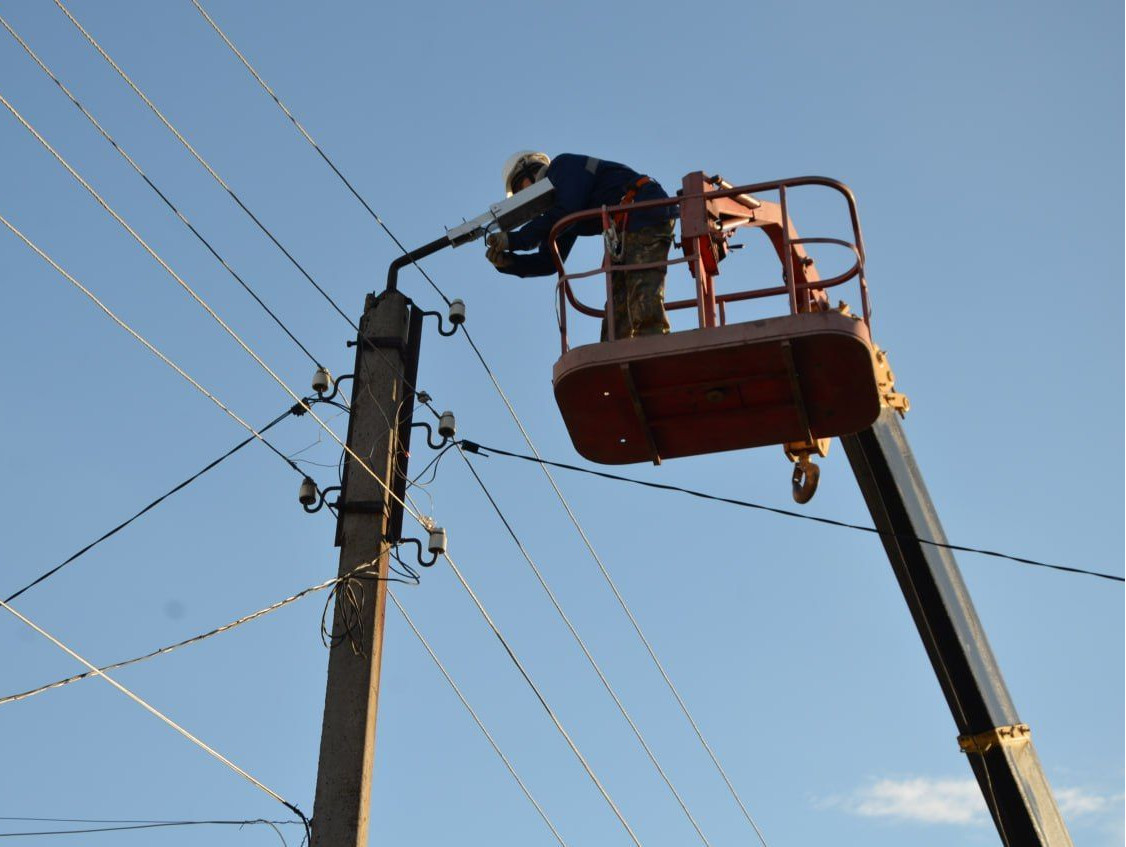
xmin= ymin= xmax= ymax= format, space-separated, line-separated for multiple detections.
xmin=11 ymin=25 xmax=719 ymax=834
xmin=189 ymin=0 xmax=452 ymax=309
xmin=436 ymin=548 xmax=642 ymax=846
xmin=462 ymin=441 xmax=1125 ymax=584
xmin=3 ymin=403 xmax=304 ymax=605
xmin=387 ymin=591 xmax=568 ymax=847
xmin=0 ymin=570 xmax=347 ymax=707
xmin=319 ymin=560 xmax=419 ymax=655
xmin=173 ymin=20 xmax=765 ymax=834
xmin=0 ymin=100 xmax=426 ymax=535
xmin=0 ymin=817 xmax=297 ymax=824
xmin=0 ymin=599 xmax=311 ymax=843
xmin=3 ymin=213 xmax=623 ymax=845
xmin=178 ymin=13 xmax=768 ymax=826
xmin=0 ymin=12 xmax=326 ymax=371
xmin=0 ymin=819 xmax=293 ymax=842
xmin=5 ymin=193 xmax=593 ymax=847
xmin=454 ymin=444 xmax=712 ymax=845
xmin=55 ymin=0 xmax=452 ymax=444
xmin=453 ymin=338 xmax=772 ymax=845
xmin=187 ymin=0 xmax=479 ymax=444
xmin=51 ymin=0 xmax=357 ymax=331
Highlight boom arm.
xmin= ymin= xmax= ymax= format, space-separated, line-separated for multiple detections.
xmin=843 ymin=409 xmax=1073 ymax=845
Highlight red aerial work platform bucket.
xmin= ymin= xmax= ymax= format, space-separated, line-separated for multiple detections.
xmin=548 ymin=173 xmax=906 ymax=498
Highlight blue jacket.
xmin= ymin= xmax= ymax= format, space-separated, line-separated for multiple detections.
xmin=499 ymin=154 xmax=678 ymax=278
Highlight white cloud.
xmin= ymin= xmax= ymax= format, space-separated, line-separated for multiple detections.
xmin=838 ymin=777 xmax=988 ymax=824
xmin=1054 ymin=787 xmax=1117 ymax=818
xmin=823 ymin=777 xmax=1122 ymax=829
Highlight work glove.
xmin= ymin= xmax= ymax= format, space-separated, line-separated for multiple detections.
xmin=485 ymin=232 xmax=510 ymax=268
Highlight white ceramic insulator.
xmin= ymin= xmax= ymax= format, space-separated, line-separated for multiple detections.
xmin=449 ymin=299 xmax=466 ymax=325
xmin=438 ymin=411 xmax=456 ymax=439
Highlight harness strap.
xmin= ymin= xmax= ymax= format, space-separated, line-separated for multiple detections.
xmin=612 ymin=175 xmax=652 ymax=231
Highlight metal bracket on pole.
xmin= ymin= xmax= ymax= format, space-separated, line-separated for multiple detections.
xmin=959 ymin=723 xmax=1032 ymax=755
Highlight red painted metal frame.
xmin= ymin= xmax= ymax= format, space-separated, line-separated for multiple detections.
xmin=549 ymin=175 xmax=870 ymax=354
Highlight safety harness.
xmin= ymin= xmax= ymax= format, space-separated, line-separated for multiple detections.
xmin=605 ymin=175 xmax=652 ymax=259
xmin=612 ymin=175 xmax=652 ymax=230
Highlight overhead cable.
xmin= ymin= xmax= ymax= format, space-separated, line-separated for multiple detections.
xmin=3 ymin=403 xmax=305 ymax=605
xmin=463 ymin=441 xmax=1125 ymax=584
xmin=0 ymin=598 xmax=311 ymax=842
xmin=456 ymin=445 xmax=712 ymax=845
xmin=51 ymin=0 xmax=358 ymax=330
xmin=47 ymin=0 xmax=447 ymax=434
xmin=388 ymin=592 xmax=568 ymax=847
xmin=0 ymin=570 xmax=346 ymax=707
xmin=0 ymin=100 xmax=424 ymax=532
xmin=189 ymin=0 xmax=452 ymax=308
xmin=437 ymin=549 xmax=643 ymax=847
xmin=453 ymin=346 xmax=772 ymax=846
xmin=181 ymin=15 xmax=758 ymax=833
xmin=19 ymin=14 xmax=725 ymax=833
xmin=0 ymin=819 xmax=294 ymax=842
xmin=0 ymin=13 xmax=326 ymax=370
xmin=3 ymin=216 xmax=589 ymax=842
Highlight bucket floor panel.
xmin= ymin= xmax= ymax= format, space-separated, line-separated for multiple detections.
xmin=553 ymin=312 xmax=881 ymax=465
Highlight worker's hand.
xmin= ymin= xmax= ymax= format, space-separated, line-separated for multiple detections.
xmin=485 ymin=232 xmax=510 ymax=268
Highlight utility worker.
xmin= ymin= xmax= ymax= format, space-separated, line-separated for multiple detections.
xmin=485 ymin=152 xmax=678 ymax=340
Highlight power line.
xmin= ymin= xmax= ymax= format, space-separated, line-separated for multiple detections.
xmin=189 ymin=0 xmax=453 ymax=309
xmin=0 ymin=819 xmax=296 ymax=841
xmin=188 ymin=14 xmax=767 ymax=827
xmin=454 ymin=342 xmax=773 ymax=845
xmin=188 ymin=17 xmax=761 ymax=828
xmin=0 ymin=599 xmax=311 ymax=843
xmin=3 ymin=402 xmax=308 ymax=605
xmin=454 ymin=444 xmax=713 ymax=845
xmin=0 ymin=210 xmax=336 ymax=515
xmin=387 ymin=592 xmax=569 ymax=847
xmin=462 ymin=441 xmax=1125 ymax=584
xmin=0 ymin=818 xmax=297 ymax=824
xmin=0 ymin=12 xmax=326 ymax=371
xmin=49 ymin=0 xmax=455 ymax=449
xmin=0 ymin=569 xmax=348 ymax=708
xmin=8 ymin=40 xmax=688 ymax=832
xmin=1 ymin=210 xmax=591 ymax=841
xmin=436 ymin=548 xmax=643 ymax=847
xmin=51 ymin=0 xmax=358 ymax=331
xmin=0 ymin=99 xmax=426 ymax=534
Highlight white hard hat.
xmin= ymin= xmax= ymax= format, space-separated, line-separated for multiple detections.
xmin=501 ymin=150 xmax=551 ymax=197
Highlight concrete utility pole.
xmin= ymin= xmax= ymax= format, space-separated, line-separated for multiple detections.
xmin=311 ymin=289 xmax=418 ymax=847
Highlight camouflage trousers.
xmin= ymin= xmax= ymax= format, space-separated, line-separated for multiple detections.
xmin=603 ymin=220 xmax=674 ymax=341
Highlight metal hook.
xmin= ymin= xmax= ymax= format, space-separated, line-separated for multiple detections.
xmin=397 ymin=536 xmax=439 ymax=568
xmin=791 ymin=457 xmax=820 ymax=504
xmin=312 ymin=374 xmax=353 ymax=404
xmin=302 ymin=483 xmax=341 ymax=513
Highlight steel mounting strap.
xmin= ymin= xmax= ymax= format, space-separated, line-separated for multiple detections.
xmin=957 ymin=723 xmax=1032 ymax=755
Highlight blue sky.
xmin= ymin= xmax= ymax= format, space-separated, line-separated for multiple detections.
xmin=0 ymin=2 xmax=1121 ymax=846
